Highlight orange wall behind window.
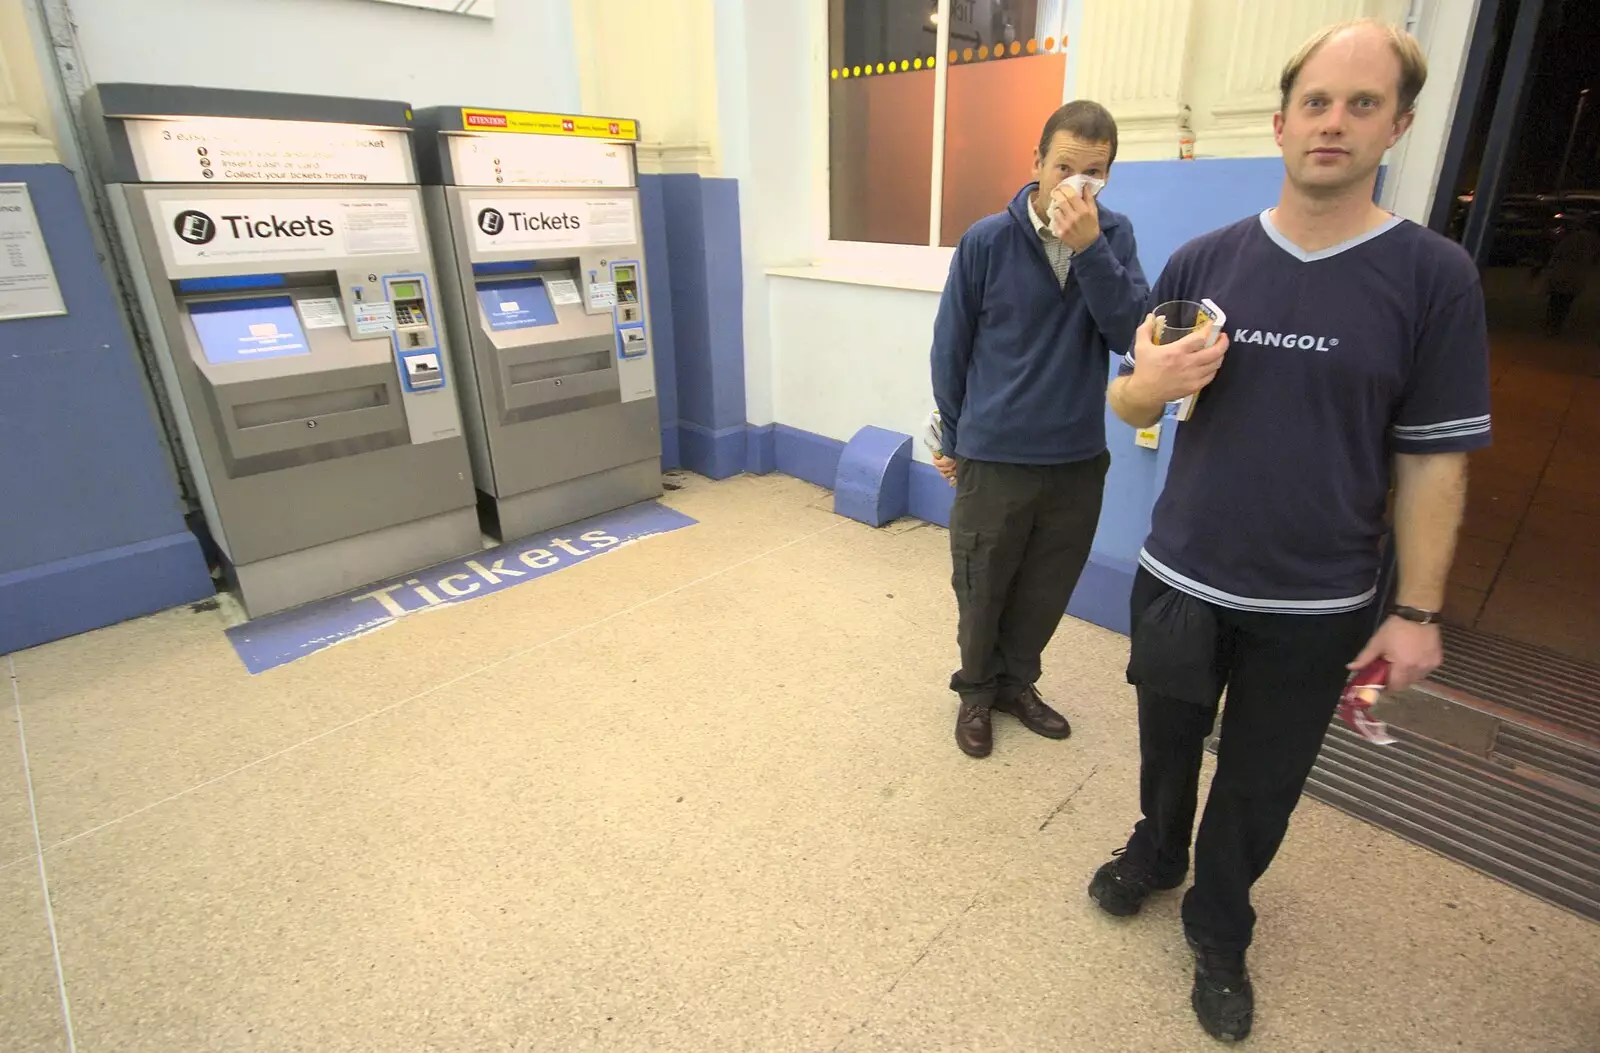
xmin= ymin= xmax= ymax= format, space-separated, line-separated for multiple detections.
xmin=940 ymin=54 xmax=1068 ymax=245
xmin=829 ymin=70 xmax=934 ymax=245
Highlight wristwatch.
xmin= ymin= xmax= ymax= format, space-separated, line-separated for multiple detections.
xmin=1388 ymin=604 xmax=1442 ymax=625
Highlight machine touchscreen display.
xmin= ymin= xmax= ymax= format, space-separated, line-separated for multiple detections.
xmin=189 ymin=295 xmax=312 ymax=365
xmin=476 ymin=279 xmax=559 ymax=332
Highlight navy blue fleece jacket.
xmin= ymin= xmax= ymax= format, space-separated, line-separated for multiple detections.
xmin=931 ymin=183 xmax=1148 ymax=464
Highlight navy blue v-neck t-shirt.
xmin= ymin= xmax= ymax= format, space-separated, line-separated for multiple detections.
xmin=1121 ymin=211 xmax=1492 ymax=615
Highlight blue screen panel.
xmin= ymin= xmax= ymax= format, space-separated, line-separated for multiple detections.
xmin=471 ymin=260 xmax=538 ymax=277
xmin=476 ymin=279 xmax=558 ymax=332
xmin=175 ymin=272 xmax=287 ymax=294
xmin=189 ymin=296 xmax=311 ymax=365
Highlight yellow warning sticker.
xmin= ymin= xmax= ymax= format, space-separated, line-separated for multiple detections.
xmin=459 ymin=109 xmax=639 ymax=140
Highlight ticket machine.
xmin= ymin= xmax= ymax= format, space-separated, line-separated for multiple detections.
xmin=83 ymin=84 xmax=479 ymax=617
xmin=411 ymin=106 xmax=660 ymax=541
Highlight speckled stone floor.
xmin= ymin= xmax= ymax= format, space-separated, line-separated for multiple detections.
xmin=5 ymin=473 xmax=1597 ymax=1052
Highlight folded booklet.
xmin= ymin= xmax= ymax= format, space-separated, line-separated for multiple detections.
xmin=922 ymin=409 xmax=943 ymax=457
xmin=1335 ymin=658 xmax=1398 ymax=745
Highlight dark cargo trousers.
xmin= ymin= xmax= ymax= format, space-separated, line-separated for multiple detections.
xmin=948 ymin=452 xmax=1111 ymax=704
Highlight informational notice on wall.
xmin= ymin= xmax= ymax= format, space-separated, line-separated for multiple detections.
xmin=0 ymin=183 xmax=67 ymax=321
xmin=587 ymin=281 xmax=617 ymax=309
xmin=466 ymin=196 xmax=637 ymax=254
xmin=157 ymin=196 xmax=422 ymax=268
xmin=126 ymin=117 xmax=412 ymax=184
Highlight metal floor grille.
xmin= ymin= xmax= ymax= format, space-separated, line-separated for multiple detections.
xmin=1304 ymin=720 xmax=1600 ymax=923
xmin=1434 ymin=625 xmax=1600 ymax=742
xmin=1203 ymin=623 xmax=1600 ymax=920
xmin=1494 ymin=724 xmax=1600 ymax=789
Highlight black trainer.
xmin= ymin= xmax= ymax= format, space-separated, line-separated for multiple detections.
xmin=1087 ymin=847 xmax=1185 ymax=917
xmin=1189 ymin=937 xmax=1254 ymax=1042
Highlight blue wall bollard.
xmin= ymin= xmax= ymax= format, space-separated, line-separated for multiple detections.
xmin=833 ymin=426 xmax=912 ymax=528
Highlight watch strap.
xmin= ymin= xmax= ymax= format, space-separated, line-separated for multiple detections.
xmin=1389 ymin=604 xmax=1441 ymax=625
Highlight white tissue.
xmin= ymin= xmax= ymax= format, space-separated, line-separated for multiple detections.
xmin=1048 ymin=175 xmax=1106 ymax=224
xmin=1063 ymin=174 xmax=1106 ymax=197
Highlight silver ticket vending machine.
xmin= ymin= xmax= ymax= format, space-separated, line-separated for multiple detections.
xmin=83 ymin=84 xmax=480 ymax=617
xmin=411 ymin=106 xmax=661 ymax=541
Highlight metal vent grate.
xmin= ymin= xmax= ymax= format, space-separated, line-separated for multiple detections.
xmin=1304 ymin=722 xmax=1600 ymax=923
xmin=1433 ymin=625 xmax=1600 ymax=742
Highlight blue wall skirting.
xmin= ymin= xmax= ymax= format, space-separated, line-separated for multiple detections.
xmin=677 ymin=420 xmax=748 ymax=481
xmin=0 ymin=534 xmax=213 ymax=654
xmin=1066 ymin=553 xmax=1138 ymax=636
xmin=907 ymin=461 xmax=955 ymax=528
xmin=716 ymin=420 xmax=1136 ymax=635
xmin=745 ymin=423 xmax=776 ymax=475
xmin=0 ymin=164 xmax=213 ymax=655
xmin=773 ymin=424 xmax=845 ymax=489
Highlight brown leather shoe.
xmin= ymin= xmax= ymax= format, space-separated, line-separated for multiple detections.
xmin=955 ymin=697 xmax=994 ymax=758
xmin=994 ymin=686 xmax=1071 ymax=739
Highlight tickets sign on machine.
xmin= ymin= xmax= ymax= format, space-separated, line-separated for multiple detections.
xmin=411 ymin=106 xmax=661 ymax=542
xmin=83 ymin=84 xmax=480 ymax=618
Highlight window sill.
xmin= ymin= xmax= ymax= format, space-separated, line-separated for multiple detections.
xmin=767 ymin=257 xmax=952 ymax=295
xmin=764 ymin=264 xmax=944 ymax=293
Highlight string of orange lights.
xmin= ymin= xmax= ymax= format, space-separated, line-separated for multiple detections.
xmin=829 ymin=36 xmax=1066 ymax=80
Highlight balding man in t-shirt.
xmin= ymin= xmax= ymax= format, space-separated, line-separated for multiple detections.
xmin=1088 ymin=21 xmax=1490 ymax=1042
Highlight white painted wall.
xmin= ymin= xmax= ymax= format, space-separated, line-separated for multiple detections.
xmin=767 ymin=278 xmax=940 ymax=450
xmin=718 ymin=0 xmax=817 ymax=429
xmin=65 ymin=0 xmax=579 ymax=112
xmin=0 ymin=0 xmax=59 ymax=162
xmin=573 ymin=0 xmax=720 ymax=176
xmin=1385 ymin=0 xmax=1482 ymax=223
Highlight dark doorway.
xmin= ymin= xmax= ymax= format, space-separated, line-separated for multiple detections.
xmin=1436 ymin=0 xmax=1600 ymax=668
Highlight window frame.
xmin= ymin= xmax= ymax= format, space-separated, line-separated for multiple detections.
xmin=806 ymin=0 xmax=1456 ymax=286
xmin=808 ymin=0 xmax=954 ymax=283
xmin=810 ymin=0 xmax=1079 ymax=285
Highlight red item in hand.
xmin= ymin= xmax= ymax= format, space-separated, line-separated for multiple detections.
xmin=1337 ymin=658 xmax=1398 ymax=745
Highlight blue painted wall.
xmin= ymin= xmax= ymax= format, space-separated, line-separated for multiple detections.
xmin=638 ymin=173 xmax=748 ymax=480
xmin=1087 ymin=161 xmax=1286 ymax=540
xmin=1067 ymin=156 xmax=1286 ymax=628
xmin=0 ymin=164 xmax=213 ymax=653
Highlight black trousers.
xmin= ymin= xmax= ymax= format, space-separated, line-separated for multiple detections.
xmin=948 ymin=453 xmax=1109 ymax=703
xmin=1123 ymin=568 xmax=1373 ymax=952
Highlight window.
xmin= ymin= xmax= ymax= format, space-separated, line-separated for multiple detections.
xmin=827 ymin=1 xmax=939 ymax=245
xmin=827 ymin=0 xmax=1071 ymax=248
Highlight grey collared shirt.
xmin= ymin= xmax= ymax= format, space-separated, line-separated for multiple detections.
xmin=1030 ymin=194 xmax=1074 ymax=287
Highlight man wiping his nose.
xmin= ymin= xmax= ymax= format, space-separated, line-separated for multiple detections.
xmin=930 ymin=99 xmax=1149 ymax=759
